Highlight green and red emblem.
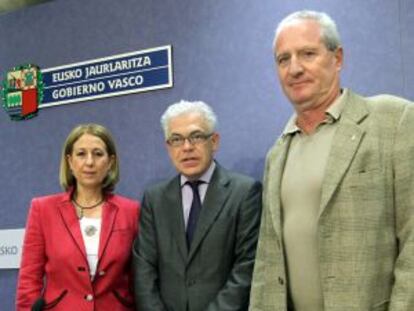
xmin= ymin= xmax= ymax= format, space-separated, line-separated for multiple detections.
xmin=1 ymin=64 xmax=43 ymax=121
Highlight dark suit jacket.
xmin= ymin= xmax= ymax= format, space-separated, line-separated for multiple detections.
xmin=133 ymin=164 xmax=262 ymax=311
xmin=16 ymin=191 xmax=140 ymax=311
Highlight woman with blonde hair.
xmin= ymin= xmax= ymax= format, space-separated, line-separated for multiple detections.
xmin=16 ymin=123 xmax=140 ymax=311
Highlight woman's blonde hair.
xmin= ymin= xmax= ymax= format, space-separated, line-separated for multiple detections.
xmin=59 ymin=123 xmax=119 ymax=192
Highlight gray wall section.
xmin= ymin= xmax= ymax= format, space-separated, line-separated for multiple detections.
xmin=0 ymin=0 xmax=413 ymax=309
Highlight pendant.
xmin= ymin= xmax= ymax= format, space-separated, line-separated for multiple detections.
xmin=84 ymin=225 xmax=97 ymax=237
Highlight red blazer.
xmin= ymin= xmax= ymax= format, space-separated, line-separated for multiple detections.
xmin=16 ymin=191 xmax=140 ymax=311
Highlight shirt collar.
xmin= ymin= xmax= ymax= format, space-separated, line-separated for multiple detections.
xmin=180 ymin=161 xmax=216 ymax=186
xmin=282 ymin=88 xmax=348 ymax=136
xmin=326 ymin=88 xmax=347 ymax=121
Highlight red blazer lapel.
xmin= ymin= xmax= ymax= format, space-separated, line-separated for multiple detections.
xmin=98 ymin=196 xmax=118 ymax=260
xmin=57 ymin=194 xmax=88 ymax=261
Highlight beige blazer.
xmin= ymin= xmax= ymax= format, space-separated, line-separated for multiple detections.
xmin=249 ymin=90 xmax=414 ymax=311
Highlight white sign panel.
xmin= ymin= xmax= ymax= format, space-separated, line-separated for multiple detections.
xmin=0 ymin=229 xmax=25 ymax=269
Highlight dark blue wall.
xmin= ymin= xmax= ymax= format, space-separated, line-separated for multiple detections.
xmin=1 ymin=0 xmax=413 ymax=309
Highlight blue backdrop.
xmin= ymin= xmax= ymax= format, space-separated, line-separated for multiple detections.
xmin=1 ymin=0 xmax=413 ymax=309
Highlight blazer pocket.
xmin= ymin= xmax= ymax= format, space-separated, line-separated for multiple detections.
xmin=43 ymin=289 xmax=68 ymax=310
xmin=347 ymin=168 xmax=382 ymax=186
xmin=371 ymin=299 xmax=389 ymax=311
xmin=112 ymin=290 xmax=135 ymax=309
xmin=341 ymin=168 xmax=387 ymax=207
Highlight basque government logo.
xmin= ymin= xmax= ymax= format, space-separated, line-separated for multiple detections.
xmin=0 ymin=46 xmax=172 ymax=121
xmin=1 ymin=64 xmax=43 ymax=121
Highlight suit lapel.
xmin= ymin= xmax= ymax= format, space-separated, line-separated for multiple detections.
xmin=98 ymin=197 xmax=118 ymax=259
xmin=187 ymin=165 xmax=229 ymax=262
xmin=164 ymin=177 xmax=188 ymax=261
xmin=57 ymin=197 xmax=87 ymax=261
xmin=266 ymin=136 xmax=292 ymax=246
xmin=319 ymin=91 xmax=369 ymax=217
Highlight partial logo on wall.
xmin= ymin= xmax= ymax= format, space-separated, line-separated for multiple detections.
xmin=1 ymin=64 xmax=44 ymax=121
xmin=0 ymin=45 xmax=173 ymax=121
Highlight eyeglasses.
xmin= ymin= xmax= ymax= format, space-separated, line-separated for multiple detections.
xmin=166 ymin=132 xmax=213 ymax=147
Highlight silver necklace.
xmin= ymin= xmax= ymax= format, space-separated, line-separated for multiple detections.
xmin=72 ymin=198 xmax=104 ymax=219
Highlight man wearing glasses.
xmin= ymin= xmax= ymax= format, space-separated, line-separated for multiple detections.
xmin=133 ymin=100 xmax=262 ymax=311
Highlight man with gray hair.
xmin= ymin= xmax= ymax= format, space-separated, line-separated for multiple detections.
xmin=133 ymin=100 xmax=262 ymax=311
xmin=249 ymin=10 xmax=414 ymax=311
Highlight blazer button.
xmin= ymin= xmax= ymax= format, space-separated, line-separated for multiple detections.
xmin=98 ymin=270 xmax=106 ymax=276
xmin=84 ymin=294 xmax=94 ymax=301
xmin=278 ymin=277 xmax=284 ymax=285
